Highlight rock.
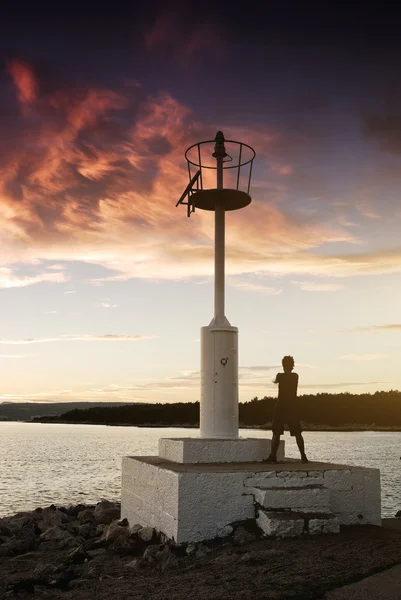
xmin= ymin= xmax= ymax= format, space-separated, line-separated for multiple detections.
xmin=87 ymin=564 xmax=101 ymax=578
xmin=102 ymin=522 xmax=129 ymax=544
xmin=47 ymin=566 xmax=76 ymax=589
xmin=118 ymin=518 xmax=129 ymax=527
xmin=9 ymin=551 xmax=36 ymax=561
xmin=158 ymin=545 xmax=179 ymax=572
xmin=396 ymin=510 xmax=401 ymax=518
xmin=138 ymin=526 xmax=155 ymax=542
xmin=83 ymin=537 xmax=105 ymax=551
xmin=2 ymin=528 xmax=37 ymax=556
xmin=0 ymin=519 xmax=13 ymax=537
xmin=62 ymin=535 xmax=85 ymax=551
xmin=37 ymin=507 xmax=70 ymax=532
xmin=129 ymin=523 xmax=143 ymax=537
xmin=194 ymin=543 xmax=211 ymax=558
xmin=64 ymin=546 xmax=92 ymax=565
xmin=69 ymin=578 xmax=91 ymax=589
xmin=5 ymin=578 xmax=36 ymax=594
xmin=39 ymin=527 xmax=79 ymax=550
xmin=94 ymin=500 xmax=120 ymax=524
xmin=186 ymin=543 xmax=197 ymax=557
xmin=143 ymin=544 xmax=163 ymax=564
xmin=76 ymin=523 xmax=96 ymax=539
xmin=77 ymin=509 xmax=95 ymax=524
xmin=110 ymin=535 xmax=138 ymax=555
xmin=0 ymin=543 xmax=13 ymax=557
xmin=66 ymin=504 xmax=94 ymax=518
xmin=40 ymin=526 xmax=68 ymax=541
xmin=96 ymin=524 xmax=105 ymax=536
xmin=233 ymin=525 xmax=258 ymax=545
xmin=32 ymin=563 xmax=56 ymax=584
xmin=141 ymin=544 xmax=178 ymax=571
xmin=8 ymin=515 xmax=38 ymax=535
xmin=88 ymin=547 xmax=107 ymax=558
xmin=239 ymin=549 xmax=283 ymax=565
xmin=125 ymin=558 xmax=144 ymax=570
xmin=211 ymin=553 xmax=238 ymax=565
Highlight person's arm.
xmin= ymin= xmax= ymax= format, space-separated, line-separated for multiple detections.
xmin=294 ymin=372 xmax=299 ymax=395
xmin=273 ymin=373 xmax=281 ymax=384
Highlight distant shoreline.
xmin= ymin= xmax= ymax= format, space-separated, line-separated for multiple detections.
xmin=5 ymin=419 xmax=401 ymax=432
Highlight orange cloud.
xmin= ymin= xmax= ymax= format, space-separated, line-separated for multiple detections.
xmin=7 ymin=59 xmax=38 ymax=106
xmin=2 ymin=58 xmax=397 ymax=284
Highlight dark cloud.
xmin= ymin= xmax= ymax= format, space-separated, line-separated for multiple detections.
xmin=364 ymin=113 xmax=401 ymax=154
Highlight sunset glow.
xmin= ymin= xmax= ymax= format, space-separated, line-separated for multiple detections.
xmin=2 ymin=6 xmax=401 ymax=403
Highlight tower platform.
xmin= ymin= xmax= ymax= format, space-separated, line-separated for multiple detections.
xmin=121 ymin=438 xmax=381 ymax=543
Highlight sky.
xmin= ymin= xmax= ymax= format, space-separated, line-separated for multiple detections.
xmin=1 ymin=3 xmax=401 ymax=404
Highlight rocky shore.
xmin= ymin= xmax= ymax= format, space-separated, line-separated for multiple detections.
xmin=2 ymin=502 xmax=401 ymax=599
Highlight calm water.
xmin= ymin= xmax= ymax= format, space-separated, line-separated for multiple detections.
xmin=0 ymin=423 xmax=399 ymax=518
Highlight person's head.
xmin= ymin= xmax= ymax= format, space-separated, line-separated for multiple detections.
xmin=282 ymin=355 xmax=295 ymax=373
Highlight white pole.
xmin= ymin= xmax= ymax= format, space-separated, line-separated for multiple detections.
xmin=214 ymin=153 xmax=225 ymax=323
xmin=200 ymin=131 xmax=239 ymax=439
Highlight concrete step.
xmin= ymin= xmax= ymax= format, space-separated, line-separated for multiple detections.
xmin=257 ymin=509 xmax=340 ymax=538
xmin=252 ymin=485 xmax=330 ymax=513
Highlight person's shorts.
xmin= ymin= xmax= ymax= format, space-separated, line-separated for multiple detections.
xmin=272 ymin=406 xmax=302 ymax=436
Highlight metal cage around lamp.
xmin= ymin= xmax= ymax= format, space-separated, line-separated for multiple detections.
xmin=176 ymin=132 xmax=256 ymax=216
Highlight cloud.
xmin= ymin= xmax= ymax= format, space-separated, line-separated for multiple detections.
xmin=364 ymin=111 xmax=401 ymax=154
xmin=338 ymin=354 xmax=388 ymax=360
xmin=2 ymin=58 xmax=401 ymax=285
xmin=64 ymin=290 xmax=76 ymax=294
xmin=0 ymin=334 xmax=156 ymax=345
xmin=7 ymin=59 xmax=38 ymax=106
xmin=0 ymin=354 xmax=28 ymax=359
xmin=97 ymin=302 xmax=118 ymax=308
xmin=355 ymin=204 xmax=381 ymax=220
xmin=0 ymin=389 xmax=74 ymax=400
xmin=228 ymin=278 xmax=282 ymax=295
xmin=0 ymin=267 xmax=68 ymax=289
xmin=144 ymin=12 xmax=226 ymax=66
xmin=293 ymin=280 xmax=344 ymax=292
xmin=341 ymin=324 xmax=401 ymax=333
xmin=366 ymin=324 xmax=401 ymax=331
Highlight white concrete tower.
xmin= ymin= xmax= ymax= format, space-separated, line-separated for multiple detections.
xmin=176 ymin=131 xmax=255 ymax=439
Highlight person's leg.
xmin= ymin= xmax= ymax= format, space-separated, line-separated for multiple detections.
xmin=295 ymin=433 xmax=308 ymax=462
xmin=264 ymin=432 xmax=281 ymax=462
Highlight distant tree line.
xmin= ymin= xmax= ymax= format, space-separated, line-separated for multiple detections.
xmin=33 ymin=390 xmax=401 ymax=428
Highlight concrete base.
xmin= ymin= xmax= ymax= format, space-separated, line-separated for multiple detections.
xmin=253 ymin=485 xmax=330 ymax=513
xmin=158 ymin=437 xmax=285 ymax=463
xmin=121 ymin=456 xmax=381 ymax=543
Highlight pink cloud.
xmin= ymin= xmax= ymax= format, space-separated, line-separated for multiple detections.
xmin=7 ymin=59 xmax=38 ymax=106
xmin=2 ymin=58 xmax=397 ymax=283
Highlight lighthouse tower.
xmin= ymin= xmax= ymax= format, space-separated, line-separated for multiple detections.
xmin=121 ymin=131 xmax=285 ymax=542
xmin=176 ymin=131 xmax=255 ymax=438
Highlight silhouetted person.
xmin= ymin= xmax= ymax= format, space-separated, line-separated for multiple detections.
xmin=264 ymin=355 xmax=308 ymax=463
